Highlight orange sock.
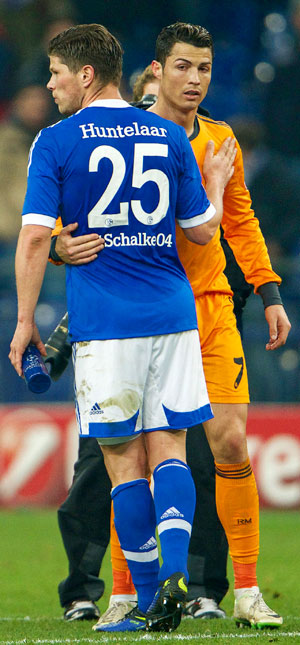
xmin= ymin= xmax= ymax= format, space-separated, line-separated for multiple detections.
xmin=110 ymin=501 xmax=136 ymax=597
xmin=232 ymin=561 xmax=257 ymax=589
xmin=215 ymin=458 xmax=259 ymax=589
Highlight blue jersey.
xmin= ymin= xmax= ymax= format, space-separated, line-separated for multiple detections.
xmin=23 ymin=99 xmax=215 ymax=341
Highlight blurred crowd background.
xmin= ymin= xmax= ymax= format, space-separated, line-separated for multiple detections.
xmin=0 ymin=0 xmax=300 ymax=405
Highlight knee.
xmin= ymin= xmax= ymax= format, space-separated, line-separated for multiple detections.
xmin=224 ymin=428 xmax=247 ymax=461
xmin=211 ymin=424 xmax=248 ymax=464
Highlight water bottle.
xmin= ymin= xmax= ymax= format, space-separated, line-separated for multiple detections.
xmin=22 ymin=344 xmax=51 ymax=394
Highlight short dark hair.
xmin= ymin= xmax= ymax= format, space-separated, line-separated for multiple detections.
xmin=155 ymin=22 xmax=214 ymax=67
xmin=48 ymin=23 xmax=123 ymax=86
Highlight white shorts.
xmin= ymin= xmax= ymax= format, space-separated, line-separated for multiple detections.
xmin=73 ymin=331 xmax=213 ymax=445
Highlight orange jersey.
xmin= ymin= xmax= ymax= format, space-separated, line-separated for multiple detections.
xmin=176 ymin=114 xmax=281 ymax=297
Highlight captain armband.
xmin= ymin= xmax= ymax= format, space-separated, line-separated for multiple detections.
xmin=257 ymin=282 xmax=283 ymax=309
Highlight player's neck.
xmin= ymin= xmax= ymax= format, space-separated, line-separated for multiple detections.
xmin=82 ymin=84 xmax=122 ymax=108
xmin=149 ymin=96 xmax=197 ymax=138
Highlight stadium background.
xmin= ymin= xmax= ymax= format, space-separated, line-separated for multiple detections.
xmin=0 ymin=0 xmax=299 ymax=509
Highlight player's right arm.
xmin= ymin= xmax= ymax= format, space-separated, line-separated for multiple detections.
xmin=9 ymin=224 xmax=52 ymax=376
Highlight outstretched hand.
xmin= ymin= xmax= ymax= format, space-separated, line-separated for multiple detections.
xmin=55 ymin=222 xmax=105 ymax=265
xmin=203 ymin=137 xmax=237 ymax=190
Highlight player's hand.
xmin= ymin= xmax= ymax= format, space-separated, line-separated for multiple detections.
xmin=203 ymin=137 xmax=236 ymax=189
xmin=264 ymin=304 xmax=291 ymax=351
xmin=9 ymin=322 xmax=45 ymax=376
xmin=55 ymin=222 xmax=105 ymax=265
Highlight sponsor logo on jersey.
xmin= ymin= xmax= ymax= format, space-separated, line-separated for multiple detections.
xmin=160 ymin=506 xmax=184 ymax=519
xmin=104 ymin=232 xmax=173 ymax=248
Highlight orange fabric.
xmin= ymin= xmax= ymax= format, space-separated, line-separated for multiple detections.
xmin=215 ymin=459 xmax=259 ymax=567
xmin=48 ymin=219 xmax=64 ymax=265
xmin=110 ymin=502 xmax=136 ymax=595
xmin=52 ymin=219 xmax=63 ymax=237
xmin=232 ymin=561 xmax=257 ymax=590
xmin=195 ymin=293 xmax=249 ymax=403
xmin=111 ymin=569 xmax=136 ymax=596
xmin=176 ymin=114 xmax=281 ymax=298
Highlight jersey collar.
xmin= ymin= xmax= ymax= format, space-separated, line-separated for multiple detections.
xmin=189 ymin=106 xmax=211 ymax=141
xmin=189 ymin=116 xmax=200 ymax=142
xmin=87 ymin=99 xmax=130 ymax=108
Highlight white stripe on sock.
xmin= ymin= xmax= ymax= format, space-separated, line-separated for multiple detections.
xmin=156 ymin=462 xmax=188 ymax=473
xmin=122 ymin=547 xmax=159 ymax=562
xmin=157 ymin=518 xmax=191 ymax=536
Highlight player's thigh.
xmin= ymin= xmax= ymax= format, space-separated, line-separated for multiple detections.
xmin=142 ymin=329 xmax=212 ymax=432
xmin=196 ymin=293 xmax=249 ymax=404
xmin=73 ymin=338 xmax=152 ymax=442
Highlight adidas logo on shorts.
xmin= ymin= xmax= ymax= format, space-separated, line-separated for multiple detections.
xmin=90 ymin=402 xmax=104 ymax=415
xmin=160 ymin=506 xmax=184 ymax=519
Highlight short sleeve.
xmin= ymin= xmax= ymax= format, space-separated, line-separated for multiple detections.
xmin=22 ymin=128 xmax=61 ymax=227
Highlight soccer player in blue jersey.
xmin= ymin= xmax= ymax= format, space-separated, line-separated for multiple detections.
xmin=9 ymin=24 xmax=235 ymax=632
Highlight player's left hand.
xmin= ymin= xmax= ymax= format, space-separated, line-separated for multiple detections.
xmin=264 ymin=304 xmax=291 ymax=351
xmin=203 ymin=137 xmax=237 ymax=189
xmin=9 ymin=322 xmax=45 ymax=376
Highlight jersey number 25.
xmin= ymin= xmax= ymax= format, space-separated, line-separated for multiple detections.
xmin=87 ymin=143 xmax=169 ymax=228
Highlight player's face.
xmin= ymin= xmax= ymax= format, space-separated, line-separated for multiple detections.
xmin=159 ymin=42 xmax=212 ymax=112
xmin=47 ymin=56 xmax=83 ymax=116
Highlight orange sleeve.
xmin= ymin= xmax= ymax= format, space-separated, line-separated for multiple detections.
xmin=222 ymin=137 xmax=281 ymax=293
xmin=48 ymin=216 xmax=63 ymax=265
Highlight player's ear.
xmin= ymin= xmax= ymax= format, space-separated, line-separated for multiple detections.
xmin=151 ymin=60 xmax=162 ymax=81
xmin=81 ymin=65 xmax=95 ymax=87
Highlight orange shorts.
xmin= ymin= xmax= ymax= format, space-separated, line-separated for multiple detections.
xmin=195 ymin=293 xmax=250 ymax=404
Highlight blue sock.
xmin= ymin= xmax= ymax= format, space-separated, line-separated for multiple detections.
xmin=112 ymin=478 xmax=159 ymax=613
xmin=153 ymin=459 xmax=196 ymax=581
